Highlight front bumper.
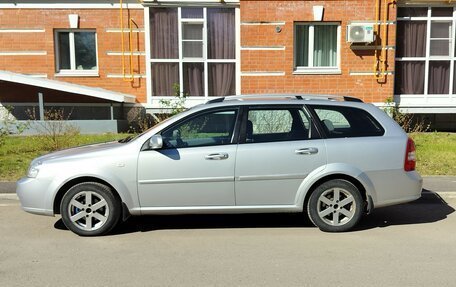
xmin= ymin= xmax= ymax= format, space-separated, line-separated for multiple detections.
xmin=16 ymin=177 xmax=54 ymax=216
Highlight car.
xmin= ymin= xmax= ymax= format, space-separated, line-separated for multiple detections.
xmin=16 ymin=95 xmax=422 ymax=236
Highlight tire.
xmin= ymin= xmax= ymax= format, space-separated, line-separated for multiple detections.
xmin=60 ymin=182 xmax=121 ymax=236
xmin=307 ymin=179 xmax=364 ymax=232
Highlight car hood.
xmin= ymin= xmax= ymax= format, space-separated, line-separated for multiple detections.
xmin=33 ymin=141 xmax=124 ymax=164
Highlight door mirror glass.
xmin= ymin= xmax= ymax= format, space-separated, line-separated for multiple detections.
xmin=149 ymin=135 xmax=163 ymax=150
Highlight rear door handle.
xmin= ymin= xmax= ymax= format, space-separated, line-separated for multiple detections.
xmin=205 ymin=153 xmax=229 ymax=160
xmin=295 ymin=148 xmax=318 ymax=155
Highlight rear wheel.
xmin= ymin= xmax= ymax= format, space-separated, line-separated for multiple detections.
xmin=60 ymin=182 xmax=121 ymax=236
xmin=307 ymin=179 xmax=363 ymax=232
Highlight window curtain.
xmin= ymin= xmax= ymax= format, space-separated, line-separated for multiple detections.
xmin=295 ymin=26 xmax=309 ymax=67
xmin=428 ymin=61 xmax=450 ymax=94
xmin=183 ymin=63 xmax=204 ymax=96
xmin=394 ymin=61 xmax=425 ymax=94
xmin=396 ymin=21 xmax=427 ymax=57
xmin=150 ymin=8 xmax=178 ymax=59
xmin=313 ymin=25 xmax=337 ymax=67
xmin=395 ymin=21 xmax=427 ymax=95
xmin=152 ymin=63 xmax=179 ymax=97
xmin=208 ymin=63 xmax=235 ymax=96
xmin=150 ymin=8 xmax=178 ymax=96
xmin=207 ymin=8 xmax=236 ymax=96
xmin=207 ymin=8 xmax=235 ymax=59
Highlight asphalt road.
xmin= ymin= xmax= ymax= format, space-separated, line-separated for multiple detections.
xmin=1 ymin=191 xmax=456 ymax=286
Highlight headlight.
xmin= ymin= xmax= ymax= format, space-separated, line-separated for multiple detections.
xmin=27 ymin=161 xmax=42 ymax=178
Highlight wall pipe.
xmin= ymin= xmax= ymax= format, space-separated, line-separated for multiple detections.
xmin=374 ymin=0 xmax=396 ymax=83
xmin=120 ymin=0 xmax=134 ymax=82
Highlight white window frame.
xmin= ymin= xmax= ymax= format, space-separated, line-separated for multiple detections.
xmin=181 ymin=18 xmax=205 ymax=61
xmin=396 ymin=6 xmax=456 ymax=99
xmin=54 ymin=29 xmax=99 ymax=77
xmin=293 ymin=22 xmax=341 ymax=75
xmin=148 ymin=6 xmax=238 ymax=102
xmin=429 ymin=20 xmax=453 ymax=58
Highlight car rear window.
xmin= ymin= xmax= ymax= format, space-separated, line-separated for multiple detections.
xmin=308 ymin=105 xmax=385 ymax=138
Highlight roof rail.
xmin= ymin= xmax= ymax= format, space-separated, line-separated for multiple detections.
xmin=342 ymin=96 xmax=363 ymax=103
xmin=205 ymin=97 xmax=225 ymax=104
xmin=205 ymin=94 xmax=363 ymax=104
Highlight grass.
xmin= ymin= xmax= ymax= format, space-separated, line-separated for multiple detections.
xmin=0 ymin=133 xmax=128 ymax=181
xmin=0 ymin=132 xmax=454 ymax=181
xmin=410 ymin=132 xmax=456 ymax=176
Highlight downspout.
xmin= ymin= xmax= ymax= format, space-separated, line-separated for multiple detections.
xmin=120 ymin=0 xmax=134 ymax=82
xmin=373 ymin=0 xmax=380 ymax=79
xmin=374 ymin=0 xmax=396 ymax=83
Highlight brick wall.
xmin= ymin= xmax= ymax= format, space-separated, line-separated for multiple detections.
xmin=240 ymin=0 xmax=397 ymax=103
xmin=0 ymin=2 xmax=398 ymax=105
xmin=0 ymin=8 xmax=146 ymax=103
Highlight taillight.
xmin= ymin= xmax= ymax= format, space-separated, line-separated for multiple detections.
xmin=404 ymin=137 xmax=416 ymax=171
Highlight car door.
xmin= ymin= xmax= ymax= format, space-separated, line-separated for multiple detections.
xmin=137 ymin=108 xmax=240 ymax=207
xmin=234 ymin=105 xmax=327 ymax=206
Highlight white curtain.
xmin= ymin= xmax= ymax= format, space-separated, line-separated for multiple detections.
xmin=313 ymin=25 xmax=337 ymax=67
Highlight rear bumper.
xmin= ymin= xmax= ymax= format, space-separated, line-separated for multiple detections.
xmin=372 ymin=170 xmax=423 ymax=208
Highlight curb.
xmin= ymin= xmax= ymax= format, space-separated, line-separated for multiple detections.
xmin=0 ymin=182 xmax=16 ymax=194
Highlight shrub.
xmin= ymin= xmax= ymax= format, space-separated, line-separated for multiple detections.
xmin=27 ymin=107 xmax=80 ymax=151
xmin=384 ymin=98 xmax=430 ymax=133
xmin=159 ymin=83 xmax=187 ymax=116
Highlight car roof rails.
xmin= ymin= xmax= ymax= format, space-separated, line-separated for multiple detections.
xmin=205 ymin=94 xmax=363 ymax=104
xmin=342 ymin=96 xmax=363 ymax=102
xmin=205 ymin=97 xmax=226 ymax=104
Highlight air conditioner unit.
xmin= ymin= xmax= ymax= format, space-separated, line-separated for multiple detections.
xmin=347 ymin=24 xmax=375 ymax=43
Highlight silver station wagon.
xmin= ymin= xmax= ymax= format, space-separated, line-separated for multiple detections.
xmin=17 ymin=95 xmax=423 ymax=236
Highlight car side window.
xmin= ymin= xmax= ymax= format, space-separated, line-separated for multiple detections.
xmin=309 ymin=105 xmax=385 ymax=138
xmin=246 ymin=108 xmax=311 ymax=143
xmin=161 ymin=109 xmax=238 ymax=148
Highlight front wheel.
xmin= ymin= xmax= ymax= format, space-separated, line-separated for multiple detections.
xmin=307 ymin=179 xmax=364 ymax=232
xmin=60 ymin=182 xmax=121 ymax=236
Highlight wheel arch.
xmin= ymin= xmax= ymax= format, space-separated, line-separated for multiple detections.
xmin=302 ymin=174 xmax=369 ymax=214
xmin=53 ymin=176 xmax=121 ymax=215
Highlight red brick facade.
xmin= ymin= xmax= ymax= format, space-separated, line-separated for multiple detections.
xmin=0 ymin=1 xmax=397 ymax=105
xmin=0 ymin=8 xmax=146 ymax=103
xmin=240 ymin=0 xmax=397 ymax=103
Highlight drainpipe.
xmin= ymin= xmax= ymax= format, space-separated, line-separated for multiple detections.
xmin=120 ymin=0 xmax=135 ymax=82
xmin=374 ymin=0 xmax=396 ymax=83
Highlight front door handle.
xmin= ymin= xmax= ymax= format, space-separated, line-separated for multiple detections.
xmin=295 ymin=147 xmax=319 ymax=155
xmin=205 ymin=153 xmax=229 ymax=160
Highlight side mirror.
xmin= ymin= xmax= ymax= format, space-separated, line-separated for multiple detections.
xmin=149 ymin=135 xmax=163 ymax=150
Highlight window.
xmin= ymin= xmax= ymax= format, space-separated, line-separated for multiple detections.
xmin=150 ymin=7 xmax=236 ymax=98
xmin=246 ymin=108 xmax=312 ymax=143
xmin=161 ymin=109 xmax=238 ymax=148
xmin=55 ymin=30 xmax=98 ymax=75
xmin=396 ymin=6 xmax=456 ymax=95
xmin=294 ymin=23 xmax=340 ymax=74
xmin=309 ymin=105 xmax=384 ymax=138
